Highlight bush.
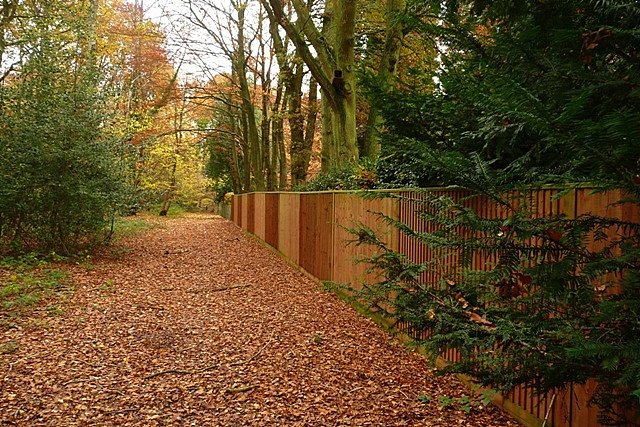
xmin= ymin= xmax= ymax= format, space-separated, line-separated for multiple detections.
xmin=347 ymin=189 xmax=640 ymax=425
xmin=0 ymin=22 xmax=125 ymax=254
xmin=294 ymin=159 xmax=381 ymax=191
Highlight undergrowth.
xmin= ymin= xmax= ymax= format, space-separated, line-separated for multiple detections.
xmin=1 ymin=214 xmax=155 ymax=322
xmin=0 ymin=254 xmax=70 ymax=321
xmin=110 ymin=215 xmax=158 ymax=237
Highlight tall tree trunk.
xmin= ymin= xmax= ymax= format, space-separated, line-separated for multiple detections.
xmin=271 ymin=85 xmax=285 ymax=189
xmin=321 ymin=94 xmax=334 ymax=172
xmin=256 ymin=11 xmax=274 ymax=190
xmin=289 ymin=61 xmax=306 ymax=185
xmin=331 ymin=0 xmax=358 ymax=164
xmin=264 ymin=0 xmax=358 ymax=171
xmin=270 ymin=52 xmax=289 ymax=190
xmin=264 ymin=0 xmax=298 ymax=188
xmin=261 ymin=73 xmax=274 ymax=190
xmin=278 ymin=124 xmax=288 ymax=188
xmin=269 ymin=67 xmax=289 ymax=189
xmin=361 ymin=0 xmax=405 ymax=158
xmin=302 ymin=77 xmax=319 ymax=178
xmin=227 ymin=103 xmax=243 ymax=194
xmin=234 ymin=3 xmax=264 ymax=191
xmin=238 ymin=98 xmax=252 ymax=192
xmin=291 ymin=74 xmax=319 ymax=183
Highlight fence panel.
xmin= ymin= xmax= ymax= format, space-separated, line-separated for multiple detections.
xmin=299 ymin=193 xmax=334 ymax=281
xmin=253 ymin=193 xmax=266 ymax=241
xmin=233 ymin=194 xmax=242 ymax=227
xmin=264 ymin=193 xmax=279 ymax=248
xmin=332 ymin=192 xmax=399 ymax=289
xmin=277 ymin=193 xmax=300 ymax=264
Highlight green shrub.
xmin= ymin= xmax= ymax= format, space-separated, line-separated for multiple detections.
xmin=294 ymin=159 xmax=381 ymax=191
xmin=0 ymin=255 xmax=69 ymax=313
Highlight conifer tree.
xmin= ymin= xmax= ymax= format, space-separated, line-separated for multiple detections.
xmin=368 ymin=0 xmax=640 ymax=191
xmin=353 ymin=1 xmax=640 ymax=424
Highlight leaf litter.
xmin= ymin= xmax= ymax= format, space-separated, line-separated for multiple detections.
xmin=1 ymin=214 xmax=520 ymax=426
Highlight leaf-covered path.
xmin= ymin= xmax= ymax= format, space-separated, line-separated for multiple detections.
xmin=1 ymin=214 xmax=519 ymax=426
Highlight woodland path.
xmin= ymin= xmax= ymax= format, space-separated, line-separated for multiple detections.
xmin=1 ymin=214 xmax=519 ymax=426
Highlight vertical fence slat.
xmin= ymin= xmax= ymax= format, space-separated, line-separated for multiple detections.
xmin=332 ymin=193 xmax=399 ymax=288
xmin=264 ymin=193 xmax=279 ymax=248
xmin=253 ymin=193 xmax=266 ymax=241
xmin=278 ymin=193 xmax=300 ymax=264
xmin=299 ymin=193 xmax=334 ymax=281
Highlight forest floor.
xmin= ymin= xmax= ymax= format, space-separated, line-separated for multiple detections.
xmin=1 ymin=213 xmax=520 ymax=426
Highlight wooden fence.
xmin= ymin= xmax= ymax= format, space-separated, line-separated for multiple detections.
xmin=232 ymin=189 xmax=639 ymax=427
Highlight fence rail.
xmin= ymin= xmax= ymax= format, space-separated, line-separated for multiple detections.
xmin=232 ymin=188 xmax=639 ymax=427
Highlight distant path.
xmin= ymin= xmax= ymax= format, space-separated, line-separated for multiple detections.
xmin=1 ymin=214 xmax=518 ymax=426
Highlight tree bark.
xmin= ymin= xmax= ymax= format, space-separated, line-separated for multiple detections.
xmin=289 ymin=61 xmax=305 ymax=185
xmin=227 ymin=102 xmax=244 ymax=194
xmin=264 ymin=0 xmax=358 ymax=170
xmin=270 ymin=84 xmax=285 ymax=189
xmin=302 ymin=76 xmax=318 ymax=178
xmin=234 ymin=2 xmax=265 ymax=191
xmin=256 ymin=12 xmax=275 ymax=190
xmin=331 ymin=0 xmax=358 ymax=165
xmin=361 ymin=0 xmax=405 ymax=159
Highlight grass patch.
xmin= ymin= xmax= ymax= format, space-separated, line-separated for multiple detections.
xmin=144 ymin=203 xmax=187 ymax=217
xmin=111 ymin=215 xmax=157 ymax=238
xmin=0 ymin=255 xmax=70 ymax=315
xmin=164 ymin=204 xmax=187 ymax=217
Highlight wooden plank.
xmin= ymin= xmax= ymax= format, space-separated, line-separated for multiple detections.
xmin=571 ymin=379 xmax=607 ymax=427
xmin=561 ymin=189 xmax=577 ymax=219
xmin=620 ymin=189 xmax=640 ymax=223
xmin=332 ymin=192 xmax=399 ymax=289
xmin=232 ymin=195 xmax=241 ymax=226
xmin=299 ymin=193 xmax=334 ymax=281
xmin=253 ymin=193 xmax=266 ymax=241
xmin=231 ymin=195 xmax=237 ymax=224
xmin=247 ymin=193 xmax=255 ymax=234
xmin=240 ymin=195 xmax=248 ymax=230
xmin=278 ymin=193 xmax=300 ymax=264
xmin=551 ymin=387 xmax=572 ymax=427
xmin=332 ymin=193 xmax=366 ymax=288
xmin=264 ymin=193 xmax=279 ymax=248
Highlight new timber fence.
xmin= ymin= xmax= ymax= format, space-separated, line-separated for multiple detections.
xmin=232 ymin=188 xmax=640 ymax=427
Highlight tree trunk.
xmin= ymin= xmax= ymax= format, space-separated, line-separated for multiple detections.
xmin=234 ymin=3 xmax=264 ymax=191
xmin=238 ymin=102 xmax=252 ymax=192
xmin=321 ymin=94 xmax=334 ymax=172
xmin=256 ymin=12 xmax=274 ymax=190
xmin=265 ymin=0 xmax=358 ymax=171
xmin=361 ymin=0 xmax=405 ymax=158
xmin=302 ymin=77 xmax=319 ymax=178
xmin=270 ymin=85 xmax=285 ymax=189
xmin=227 ymin=102 xmax=243 ymax=194
xmin=331 ymin=0 xmax=358 ymax=165
xmin=261 ymin=72 xmax=274 ymax=190
xmin=289 ymin=61 xmax=306 ymax=185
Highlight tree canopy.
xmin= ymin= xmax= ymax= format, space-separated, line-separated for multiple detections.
xmin=368 ymin=0 xmax=640 ymax=192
